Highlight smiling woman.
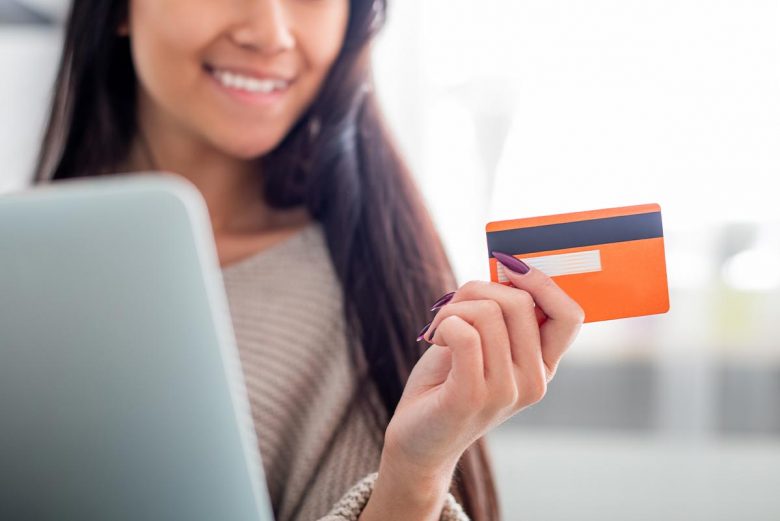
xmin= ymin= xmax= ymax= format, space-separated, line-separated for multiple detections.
xmin=29 ymin=1 xmax=531 ymax=520
xmin=118 ymin=0 xmax=348 ymax=160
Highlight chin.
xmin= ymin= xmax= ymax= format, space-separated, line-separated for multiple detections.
xmin=220 ymin=131 xmax=288 ymax=160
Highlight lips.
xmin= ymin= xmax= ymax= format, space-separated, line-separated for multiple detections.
xmin=204 ymin=62 xmax=295 ymax=97
xmin=222 ymin=72 xmax=285 ymax=94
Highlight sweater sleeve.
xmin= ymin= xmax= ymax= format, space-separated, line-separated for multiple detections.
xmin=316 ymin=471 xmax=470 ymax=521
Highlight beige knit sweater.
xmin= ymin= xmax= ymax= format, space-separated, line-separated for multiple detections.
xmin=220 ymin=221 xmax=469 ymax=521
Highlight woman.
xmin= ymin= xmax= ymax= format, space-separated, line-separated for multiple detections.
xmin=33 ymin=1 xmax=585 ymax=520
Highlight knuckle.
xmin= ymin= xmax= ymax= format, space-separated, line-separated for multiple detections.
xmin=477 ymin=299 xmax=503 ymax=318
xmin=499 ymin=384 xmax=520 ymax=409
xmin=544 ymin=362 xmax=558 ymax=383
xmin=539 ymin=273 xmax=557 ymax=290
xmin=512 ymin=290 xmax=535 ymax=311
xmin=525 ymin=375 xmax=548 ymax=404
xmin=571 ymin=303 xmax=586 ymax=324
xmin=432 ymin=305 xmax=454 ymax=323
xmin=439 ymin=313 xmax=460 ymax=327
xmin=451 ymin=318 xmax=480 ymax=346
xmin=460 ymin=279 xmax=489 ymax=297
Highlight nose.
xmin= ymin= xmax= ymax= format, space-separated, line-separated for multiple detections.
xmin=230 ymin=0 xmax=295 ymax=55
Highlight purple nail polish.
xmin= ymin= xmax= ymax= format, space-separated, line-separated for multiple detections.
xmin=416 ymin=321 xmax=432 ymax=342
xmin=430 ymin=291 xmax=455 ymax=311
xmin=427 ymin=327 xmax=437 ymax=342
xmin=492 ymin=251 xmax=530 ymax=274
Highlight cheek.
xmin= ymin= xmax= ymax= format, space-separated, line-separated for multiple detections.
xmin=128 ymin=0 xmax=221 ymax=118
xmin=297 ymin=5 xmax=350 ymax=88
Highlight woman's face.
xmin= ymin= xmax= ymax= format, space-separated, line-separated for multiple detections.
xmin=124 ymin=0 xmax=350 ymax=159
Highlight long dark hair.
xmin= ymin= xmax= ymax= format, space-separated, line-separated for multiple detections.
xmin=33 ymin=1 xmax=499 ymax=518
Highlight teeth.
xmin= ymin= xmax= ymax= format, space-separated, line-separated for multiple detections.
xmin=211 ymin=68 xmax=288 ymax=94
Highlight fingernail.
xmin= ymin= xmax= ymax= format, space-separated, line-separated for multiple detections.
xmin=416 ymin=321 xmax=432 ymax=342
xmin=430 ymin=291 xmax=455 ymax=311
xmin=427 ymin=327 xmax=437 ymax=343
xmin=491 ymin=251 xmax=530 ymax=275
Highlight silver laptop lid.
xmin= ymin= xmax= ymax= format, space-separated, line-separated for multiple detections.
xmin=0 ymin=173 xmax=273 ymax=521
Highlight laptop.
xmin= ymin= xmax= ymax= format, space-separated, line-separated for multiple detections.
xmin=0 ymin=173 xmax=274 ymax=521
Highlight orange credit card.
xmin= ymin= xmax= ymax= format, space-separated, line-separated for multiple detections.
xmin=486 ymin=203 xmax=670 ymax=323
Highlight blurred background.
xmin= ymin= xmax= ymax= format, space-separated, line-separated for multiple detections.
xmin=2 ymin=0 xmax=779 ymax=519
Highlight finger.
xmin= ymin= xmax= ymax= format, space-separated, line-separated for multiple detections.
xmin=500 ymin=293 xmax=547 ymax=394
xmin=427 ymin=301 xmax=514 ymax=386
xmin=405 ymin=343 xmax=453 ymax=390
xmin=431 ymin=315 xmax=485 ymax=389
xmin=491 ymin=251 xmax=585 ymax=374
xmin=534 ymin=305 xmax=548 ymax=325
xmin=442 ymin=281 xmax=547 ymax=391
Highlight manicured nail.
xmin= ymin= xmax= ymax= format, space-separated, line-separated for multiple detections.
xmin=426 ymin=327 xmax=437 ymax=342
xmin=416 ymin=321 xmax=432 ymax=342
xmin=491 ymin=251 xmax=530 ymax=275
xmin=430 ymin=291 xmax=456 ymax=311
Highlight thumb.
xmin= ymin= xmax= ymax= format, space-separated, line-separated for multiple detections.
xmin=493 ymin=250 xmax=583 ymax=324
xmin=492 ymin=251 xmax=549 ymax=324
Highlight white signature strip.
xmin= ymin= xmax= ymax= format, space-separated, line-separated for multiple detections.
xmin=497 ymin=249 xmax=602 ymax=281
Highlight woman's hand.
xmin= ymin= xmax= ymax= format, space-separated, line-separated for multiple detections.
xmin=360 ymin=253 xmax=584 ymax=520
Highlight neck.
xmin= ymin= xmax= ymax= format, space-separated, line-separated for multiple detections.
xmin=124 ymin=91 xmax=308 ymax=236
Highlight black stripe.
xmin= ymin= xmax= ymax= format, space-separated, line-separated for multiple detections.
xmin=486 ymin=211 xmax=663 ymax=257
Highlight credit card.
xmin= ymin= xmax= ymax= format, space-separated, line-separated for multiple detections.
xmin=486 ymin=203 xmax=670 ymax=323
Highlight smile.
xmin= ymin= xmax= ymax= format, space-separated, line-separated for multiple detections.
xmin=205 ymin=65 xmax=291 ymax=95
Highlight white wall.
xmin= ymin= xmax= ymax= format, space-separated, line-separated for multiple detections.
xmin=0 ymin=27 xmax=60 ymax=192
